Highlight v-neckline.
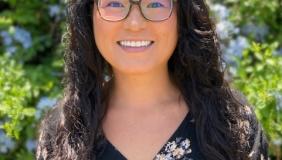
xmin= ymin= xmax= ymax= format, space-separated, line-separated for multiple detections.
xmin=103 ymin=111 xmax=192 ymax=160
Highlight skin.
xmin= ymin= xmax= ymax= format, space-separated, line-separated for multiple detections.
xmin=93 ymin=2 xmax=189 ymax=160
xmin=93 ymin=3 xmax=179 ymax=110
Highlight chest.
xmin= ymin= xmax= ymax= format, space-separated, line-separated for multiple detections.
xmin=102 ymin=110 xmax=189 ymax=160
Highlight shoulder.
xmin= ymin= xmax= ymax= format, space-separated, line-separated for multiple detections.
xmin=231 ymin=89 xmax=269 ymax=160
xmin=36 ymin=100 xmax=64 ymax=160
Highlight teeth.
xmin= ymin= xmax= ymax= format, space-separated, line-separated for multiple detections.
xmin=119 ymin=40 xmax=153 ymax=47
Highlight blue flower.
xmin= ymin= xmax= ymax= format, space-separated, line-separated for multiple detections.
xmin=226 ymin=36 xmax=249 ymax=57
xmin=48 ymin=5 xmax=61 ymax=17
xmin=241 ymin=23 xmax=269 ymax=41
xmin=0 ymin=130 xmax=15 ymax=154
xmin=210 ymin=4 xmax=230 ymax=21
xmin=25 ymin=139 xmax=36 ymax=152
xmin=0 ymin=31 xmax=13 ymax=46
xmin=13 ymin=26 xmax=32 ymax=49
xmin=274 ymin=47 xmax=282 ymax=56
xmin=216 ymin=21 xmax=239 ymax=40
xmin=35 ymin=97 xmax=57 ymax=119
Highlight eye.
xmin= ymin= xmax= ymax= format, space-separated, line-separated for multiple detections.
xmin=106 ymin=1 xmax=124 ymax=7
xmin=147 ymin=2 xmax=164 ymax=8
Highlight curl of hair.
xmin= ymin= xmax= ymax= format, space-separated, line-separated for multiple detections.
xmin=36 ymin=0 xmax=268 ymax=159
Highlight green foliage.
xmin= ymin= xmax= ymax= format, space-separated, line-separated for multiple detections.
xmin=0 ymin=55 xmax=35 ymax=139
xmin=232 ymin=42 xmax=282 ymax=158
xmin=215 ymin=0 xmax=282 ymax=43
xmin=209 ymin=1 xmax=282 ymax=157
xmin=0 ymin=0 xmax=65 ymax=62
xmin=0 ymin=0 xmax=65 ymax=159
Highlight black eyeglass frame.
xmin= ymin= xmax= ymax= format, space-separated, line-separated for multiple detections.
xmin=93 ymin=0 xmax=177 ymax=22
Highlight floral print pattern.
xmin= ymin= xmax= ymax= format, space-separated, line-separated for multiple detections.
xmin=154 ymin=137 xmax=192 ymax=160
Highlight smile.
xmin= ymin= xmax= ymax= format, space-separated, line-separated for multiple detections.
xmin=117 ymin=40 xmax=154 ymax=48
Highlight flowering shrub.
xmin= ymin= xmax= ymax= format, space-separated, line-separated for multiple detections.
xmin=232 ymin=42 xmax=282 ymax=159
xmin=0 ymin=0 xmax=64 ymax=159
xmin=210 ymin=1 xmax=282 ymax=158
xmin=213 ymin=0 xmax=282 ymax=50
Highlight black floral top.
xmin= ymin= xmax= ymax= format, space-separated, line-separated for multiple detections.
xmin=36 ymin=104 xmax=269 ymax=160
xmin=97 ymin=111 xmax=205 ymax=160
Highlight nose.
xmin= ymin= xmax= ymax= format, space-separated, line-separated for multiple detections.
xmin=123 ymin=5 xmax=146 ymax=31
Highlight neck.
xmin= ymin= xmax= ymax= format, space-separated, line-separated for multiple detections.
xmin=108 ymin=66 xmax=181 ymax=112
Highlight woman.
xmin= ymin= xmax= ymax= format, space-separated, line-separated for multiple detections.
xmin=36 ymin=0 xmax=268 ymax=159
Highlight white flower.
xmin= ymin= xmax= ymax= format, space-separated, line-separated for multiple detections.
xmin=156 ymin=137 xmax=192 ymax=159
xmin=185 ymin=148 xmax=192 ymax=154
xmin=181 ymin=138 xmax=191 ymax=149
xmin=165 ymin=141 xmax=177 ymax=152
xmin=172 ymin=147 xmax=185 ymax=158
xmin=154 ymin=153 xmax=174 ymax=160
xmin=155 ymin=153 xmax=167 ymax=160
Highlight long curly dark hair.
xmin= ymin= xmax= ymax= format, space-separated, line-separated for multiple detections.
xmin=36 ymin=0 xmax=268 ymax=159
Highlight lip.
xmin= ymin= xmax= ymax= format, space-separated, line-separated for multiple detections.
xmin=117 ymin=39 xmax=154 ymax=41
xmin=116 ymin=40 xmax=154 ymax=53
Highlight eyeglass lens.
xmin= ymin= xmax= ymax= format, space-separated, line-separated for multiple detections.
xmin=97 ymin=0 xmax=173 ymax=21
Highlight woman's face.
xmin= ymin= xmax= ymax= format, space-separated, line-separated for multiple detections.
xmin=92 ymin=2 xmax=178 ymax=75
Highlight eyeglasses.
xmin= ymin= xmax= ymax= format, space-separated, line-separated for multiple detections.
xmin=95 ymin=0 xmax=176 ymax=22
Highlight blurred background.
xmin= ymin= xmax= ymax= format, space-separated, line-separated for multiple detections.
xmin=0 ymin=0 xmax=281 ymax=159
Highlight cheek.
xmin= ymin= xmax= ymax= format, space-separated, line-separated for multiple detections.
xmin=93 ymin=8 xmax=104 ymax=50
xmin=164 ymin=22 xmax=177 ymax=46
xmin=93 ymin=9 xmax=116 ymax=63
xmin=165 ymin=11 xmax=178 ymax=45
xmin=93 ymin=9 xmax=108 ymax=49
xmin=156 ymin=12 xmax=178 ymax=60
